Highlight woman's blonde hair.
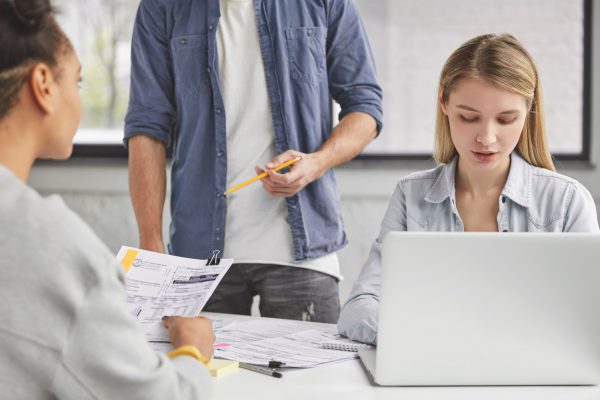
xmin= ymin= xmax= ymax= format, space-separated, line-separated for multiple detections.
xmin=434 ymin=34 xmax=555 ymax=171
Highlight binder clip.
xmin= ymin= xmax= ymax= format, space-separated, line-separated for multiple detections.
xmin=206 ymin=249 xmax=221 ymax=266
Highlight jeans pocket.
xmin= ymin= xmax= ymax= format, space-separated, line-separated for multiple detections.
xmin=285 ymin=27 xmax=327 ymax=86
xmin=170 ymin=34 xmax=210 ymax=96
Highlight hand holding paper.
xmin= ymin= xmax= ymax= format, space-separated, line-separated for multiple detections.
xmin=117 ymin=246 xmax=232 ymax=350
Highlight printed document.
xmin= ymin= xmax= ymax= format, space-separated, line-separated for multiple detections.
xmin=117 ymin=246 xmax=232 ymax=349
xmin=213 ymin=319 xmax=357 ymax=367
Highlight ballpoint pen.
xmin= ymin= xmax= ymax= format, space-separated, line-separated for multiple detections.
xmin=268 ymin=361 xmax=285 ymax=369
xmin=239 ymin=362 xmax=283 ymax=378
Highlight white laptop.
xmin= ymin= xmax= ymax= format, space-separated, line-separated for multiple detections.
xmin=358 ymin=232 xmax=600 ymax=386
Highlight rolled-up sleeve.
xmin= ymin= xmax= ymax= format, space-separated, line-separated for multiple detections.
xmin=124 ymin=0 xmax=176 ymax=147
xmin=338 ymin=182 xmax=407 ymax=344
xmin=326 ymin=0 xmax=383 ymax=134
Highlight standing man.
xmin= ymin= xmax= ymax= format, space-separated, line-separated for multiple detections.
xmin=125 ymin=0 xmax=382 ymax=323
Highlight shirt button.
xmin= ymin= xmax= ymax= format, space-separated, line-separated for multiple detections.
xmin=180 ymin=38 xmax=187 ymax=45
xmin=216 ymin=227 xmax=221 ymax=232
xmin=216 ymin=108 xmax=222 ymax=115
xmin=209 ymin=24 xmax=214 ymax=31
xmin=207 ymin=67 xmax=211 ymax=73
xmin=501 ymin=196 xmax=506 ymax=204
xmin=216 ymin=237 xmax=220 ymax=241
xmin=217 ymin=150 xmax=224 ymax=157
xmin=307 ymin=29 xmax=313 ymax=36
xmin=216 ymin=192 xmax=222 ymax=198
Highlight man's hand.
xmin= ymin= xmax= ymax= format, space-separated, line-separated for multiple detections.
xmin=162 ymin=316 xmax=216 ymax=359
xmin=258 ymin=149 xmax=327 ymax=197
xmin=258 ymin=113 xmax=377 ymax=197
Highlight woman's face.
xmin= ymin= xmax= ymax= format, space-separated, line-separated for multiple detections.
xmin=41 ymin=49 xmax=82 ymax=159
xmin=441 ymin=77 xmax=528 ymax=174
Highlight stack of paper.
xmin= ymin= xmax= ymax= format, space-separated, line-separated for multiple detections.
xmin=213 ymin=319 xmax=358 ymax=368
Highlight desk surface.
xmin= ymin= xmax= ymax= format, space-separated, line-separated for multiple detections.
xmin=206 ymin=313 xmax=600 ymax=400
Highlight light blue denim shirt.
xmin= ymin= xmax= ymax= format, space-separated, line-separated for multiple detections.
xmin=338 ymin=152 xmax=599 ymax=344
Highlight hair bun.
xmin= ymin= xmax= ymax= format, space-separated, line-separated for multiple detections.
xmin=6 ymin=0 xmax=53 ymax=34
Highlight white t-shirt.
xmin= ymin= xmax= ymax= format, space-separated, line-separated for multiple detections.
xmin=217 ymin=0 xmax=341 ymax=280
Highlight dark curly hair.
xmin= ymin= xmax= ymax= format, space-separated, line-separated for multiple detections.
xmin=0 ymin=0 xmax=71 ymax=119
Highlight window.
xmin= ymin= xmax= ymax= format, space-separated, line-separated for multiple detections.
xmin=354 ymin=0 xmax=592 ymax=160
xmin=58 ymin=0 xmax=592 ymax=160
xmin=56 ymin=0 xmax=139 ymax=157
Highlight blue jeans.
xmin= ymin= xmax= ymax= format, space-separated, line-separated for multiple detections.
xmin=203 ymin=263 xmax=340 ymax=323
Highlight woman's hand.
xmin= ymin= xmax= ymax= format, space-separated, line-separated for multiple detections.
xmin=162 ymin=316 xmax=216 ymax=359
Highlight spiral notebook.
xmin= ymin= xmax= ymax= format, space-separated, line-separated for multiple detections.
xmin=322 ymin=335 xmax=371 ymax=352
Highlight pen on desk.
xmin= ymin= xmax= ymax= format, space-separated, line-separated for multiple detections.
xmin=239 ymin=363 xmax=283 ymax=378
xmin=223 ymin=157 xmax=302 ymax=196
xmin=268 ymin=361 xmax=285 ymax=369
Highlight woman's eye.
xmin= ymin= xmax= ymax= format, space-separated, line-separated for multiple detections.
xmin=498 ymin=117 xmax=517 ymax=125
xmin=459 ymin=115 xmax=478 ymax=123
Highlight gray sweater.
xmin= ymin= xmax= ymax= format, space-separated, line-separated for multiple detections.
xmin=0 ymin=165 xmax=212 ymax=399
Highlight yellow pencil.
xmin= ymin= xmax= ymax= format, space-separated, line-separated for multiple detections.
xmin=223 ymin=156 xmax=302 ymax=196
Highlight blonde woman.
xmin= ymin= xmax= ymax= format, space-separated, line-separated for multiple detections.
xmin=337 ymin=34 xmax=599 ymax=345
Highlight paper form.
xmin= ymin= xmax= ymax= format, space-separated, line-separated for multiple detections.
xmin=150 ymin=316 xmax=236 ymax=353
xmin=117 ymin=246 xmax=233 ymax=348
xmin=213 ymin=319 xmax=358 ymax=368
xmin=214 ymin=318 xmax=315 ymax=346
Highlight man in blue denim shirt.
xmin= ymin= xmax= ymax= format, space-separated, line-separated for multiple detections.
xmin=124 ymin=0 xmax=382 ymax=322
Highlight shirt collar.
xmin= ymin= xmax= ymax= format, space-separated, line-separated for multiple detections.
xmin=501 ymin=152 xmax=532 ymax=208
xmin=424 ymin=152 xmax=532 ymax=207
xmin=425 ymin=156 xmax=457 ymax=204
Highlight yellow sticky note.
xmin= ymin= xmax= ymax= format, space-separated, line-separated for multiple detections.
xmin=208 ymin=359 xmax=239 ymax=377
xmin=120 ymin=249 xmax=139 ymax=273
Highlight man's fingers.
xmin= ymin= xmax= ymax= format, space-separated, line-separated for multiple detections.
xmin=262 ymin=171 xmax=307 ymax=197
xmin=269 ymin=190 xmax=295 ymax=197
xmin=265 ymin=150 xmax=300 ymax=170
xmin=268 ymin=167 xmax=303 ymax=185
xmin=261 ymin=179 xmax=295 ymax=196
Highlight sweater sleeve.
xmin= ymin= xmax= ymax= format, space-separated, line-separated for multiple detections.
xmin=50 ymin=256 xmax=212 ymax=400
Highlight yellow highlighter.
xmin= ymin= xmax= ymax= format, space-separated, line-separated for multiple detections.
xmin=223 ymin=156 xmax=301 ymax=196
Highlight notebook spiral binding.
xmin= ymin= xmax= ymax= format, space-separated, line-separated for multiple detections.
xmin=322 ymin=340 xmax=370 ymax=352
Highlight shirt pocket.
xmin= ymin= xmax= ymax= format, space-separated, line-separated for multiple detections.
xmin=527 ymin=214 xmax=564 ymax=232
xmin=285 ymin=27 xmax=327 ymax=86
xmin=406 ymin=215 xmax=429 ymax=231
xmin=170 ymin=35 xmax=209 ymax=96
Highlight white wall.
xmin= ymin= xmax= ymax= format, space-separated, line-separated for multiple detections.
xmin=29 ymin=2 xmax=600 ymax=304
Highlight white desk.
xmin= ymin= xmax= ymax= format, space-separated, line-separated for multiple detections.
xmin=207 ymin=313 xmax=600 ymax=400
